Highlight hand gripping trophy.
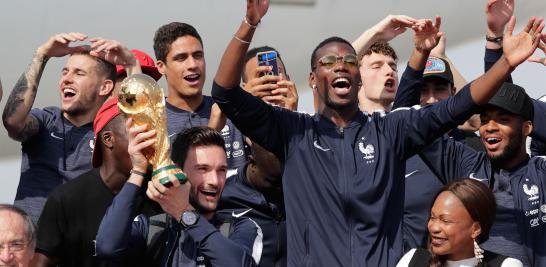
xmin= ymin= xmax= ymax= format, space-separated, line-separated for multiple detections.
xmin=118 ymin=74 xmax=187 ymax=186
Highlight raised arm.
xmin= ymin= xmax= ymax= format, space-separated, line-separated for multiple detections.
xmin=472 ymin=16 xmax=542 ymax=105
xmin=392 ymin=17 xmax=442 ymax=109
xmin=89 ymin=37 xmax=142 ymax=76
xmin=214 ymin=0 xmax=269 ymax=88
xmin=95 ymin=119 xmax=155 ymax=259
xmin=2 ymin=32 xmax=88 ymax=142
xmin=352 ymin=15 xmax=416 ymax=57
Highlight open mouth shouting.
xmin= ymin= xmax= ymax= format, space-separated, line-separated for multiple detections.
xmin=331 ymin=76 xmax=352 ymax=96
xmin=199 ymin=187 xmax=219 ymax=202
xmin=62 ymin=87 xmax=77 ymax=102
xmin=483 ymin=135 xmax=503 ymax=152
xmin=384 ymin=78 xmax=396 ymax=93
xmin=184 ymin=73 xmax=201 ymax=87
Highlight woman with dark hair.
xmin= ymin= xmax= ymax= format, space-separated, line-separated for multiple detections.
xmin=396 ymin=179 xmax=522 ymax=267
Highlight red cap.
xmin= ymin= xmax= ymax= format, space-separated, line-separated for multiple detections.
xmin=116 ymin=49 xmax=162 ymax=81
xmin=92 ymin=98 xmax=121 ymax=167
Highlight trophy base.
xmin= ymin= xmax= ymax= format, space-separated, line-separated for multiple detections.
xmin=152 ymin=164 xmax=188 ymax=186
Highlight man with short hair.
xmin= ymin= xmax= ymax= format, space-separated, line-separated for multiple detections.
xmin=241 ymin=46 xmax=298 ymax=110
xmin=96 ymin=126 xmax=259 ymax=266
xmin=0 ymin=204 xmax=36 ymax=267
xmin=30 ymin=97 xmax=160 ymax=267
xmin=2 ymin=33 xmax=140 ymax=222
xmin=152 ymin=22 xmax=247 ymax=169
xmin=211 ymin=1 xmax=541 ymax=265
xmin=214 ymin=46 xmax=295 ymax=267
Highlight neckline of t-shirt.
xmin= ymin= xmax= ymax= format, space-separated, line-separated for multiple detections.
xmin=165 ymin=96 xmax=211 ymax=115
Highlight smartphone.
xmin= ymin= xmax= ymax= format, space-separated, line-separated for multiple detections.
xmin=256 ymin=51 xmax=279 ymax=77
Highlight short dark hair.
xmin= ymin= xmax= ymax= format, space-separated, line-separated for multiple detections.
xmin=310 ymin=36 xmax=355 ymax=70
xmin=362 ymin=41 xmax=398 ymax=62
xmin=0 ymin=204 xmax=37 ymax=248
xmin=72 ymin=51 xmax=116 ymax=83
xmin=171 ymin=127 xmax=226 ymax=167
xmin=243 ymin=46 xmax=285 ymax=82
xmin=153 ymin=22 xmax=203 ymax=62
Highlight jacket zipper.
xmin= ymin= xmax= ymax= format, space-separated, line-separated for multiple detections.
xmin=339 ymin=127 xmax=353 ymax=265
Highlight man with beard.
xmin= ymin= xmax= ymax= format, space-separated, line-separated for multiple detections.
xmin=152 ymin=22 xmax=247 ymax=171
xmin=211 ymin=0 xmax=542 ymax=265
xmin=2 ymin=33 xmax=140 ymax=222
xmin=96 ymin=126 xmax=259 ymax=266
xmin=412 ymin=17 xmax=546 ymax=266
xmin=213 ymin=46 xmax=296 ymax=267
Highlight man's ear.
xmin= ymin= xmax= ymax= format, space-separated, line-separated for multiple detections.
xmin=308 ymin=71 xmax=316 ymax=91
xmin=156 ymin=60 xmax=166 ymax=75
xmin=523 ymin=121 xmax=533 ymax=137
xmin=99 ymin=80 xmax=114 ymax=97
xmin=101 ymin=131 xmax=114 ymax=149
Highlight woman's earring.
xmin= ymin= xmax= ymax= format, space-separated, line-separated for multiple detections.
xmin=474 ymin=239 xmax=484 ymax=263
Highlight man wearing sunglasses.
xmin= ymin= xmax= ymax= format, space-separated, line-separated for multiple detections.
xmin=211 ymin=1 xmax=541 ymax=266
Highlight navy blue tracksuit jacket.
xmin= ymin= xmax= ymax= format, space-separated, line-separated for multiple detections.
xmin=212 ymin=66 xmax=479 ymax=267
xmin=216 ymin=166 xmax=286 ymax=267
xmin=95 ymin=183 xmax=259 ymax=267
xmin=416 ymin=104 xmax=546 ymax=266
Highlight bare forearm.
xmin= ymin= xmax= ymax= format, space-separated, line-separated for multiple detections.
xmin=408 ymin=48 xmax=430 ymax=71
xmin=214 ymin=21 xmax=256 ymax=88
xmin=2 ymin=53 xmax=47 ymax=141
xmin=352 ymin=29 xmax=380 ymax=58
xmin=470 ymin=55 xmax=512 ymax=105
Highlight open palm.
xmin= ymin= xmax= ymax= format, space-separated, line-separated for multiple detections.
xmin=503 ymin=17 xmax=544 ymax=67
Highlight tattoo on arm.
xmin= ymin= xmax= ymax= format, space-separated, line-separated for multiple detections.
xmin=2 ymin=53 xmax=48 ymax=141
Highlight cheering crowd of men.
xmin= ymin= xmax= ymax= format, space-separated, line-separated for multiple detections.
xmin=1 ymin=0 xmax=546 ymax=266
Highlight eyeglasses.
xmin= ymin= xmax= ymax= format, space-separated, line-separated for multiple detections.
xmin=0 ymin=241 xmax=27 ymax=253
xmin=315 ymin=54 xmax=359 ymax=69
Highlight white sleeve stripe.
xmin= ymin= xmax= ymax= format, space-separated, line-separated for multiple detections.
xmin=248 ymin=218 xmax=263 ymax=265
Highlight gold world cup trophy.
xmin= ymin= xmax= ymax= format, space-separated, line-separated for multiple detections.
xmin=117 ymin=74 xmax=187 ymax=186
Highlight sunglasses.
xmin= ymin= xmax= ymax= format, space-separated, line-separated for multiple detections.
xmin=315 ymin=54 xmax=359 ymax=69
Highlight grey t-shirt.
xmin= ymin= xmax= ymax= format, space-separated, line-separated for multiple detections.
xmin=15 ymin=107 xmax=94 ymax=223
xmin=481 ymin=169 xmax=530 ymax=267
xmin=165 ymin=96 xmax=247 ymax=170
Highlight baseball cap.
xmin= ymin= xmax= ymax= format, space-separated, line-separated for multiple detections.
xmin=116 ymin=49 xmax=162 ymax=81
xmin=92 ymin=98 xmax=121 ymax=167
xmin=423 ymin=56 xmax=454 ymax=84
xmin=485 ymin=83 xmax=533 ymax=121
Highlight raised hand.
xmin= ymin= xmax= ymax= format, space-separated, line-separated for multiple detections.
xmin=246 ymin=0 xmax=269 ymax=25
xmin=36 ymin=32 xmax=89 ymax=58
xmin=413 ymin=16 xmax=443 ymax=53
xmin=486 ymin=0 xmax=514 ymax=36
xmin=528 ymin=38 xmax=546 ymax=66
xmin=371 ymin=15 xmax=417 ymax=42
xmin=430 ymin=35 xmax=447 ymax=59
xmin=146 ymin=174 xmax=193 ymax=219
xmin=265 ymin=74 xmax=298 ymax=111
xmin=503 ymin=16 xmax=544 ymax=68
xmin=89 ymin=38 xmax=137 ymax=66
xmin=126 ymin=118 xmax=156 ymax=173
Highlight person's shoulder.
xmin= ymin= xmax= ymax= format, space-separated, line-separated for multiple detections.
xmin=53 ymin=169 xmax=100 ymax=195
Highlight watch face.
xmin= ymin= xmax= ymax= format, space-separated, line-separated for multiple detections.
xmin=182 ymin=211 xmax=198 ymax=226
